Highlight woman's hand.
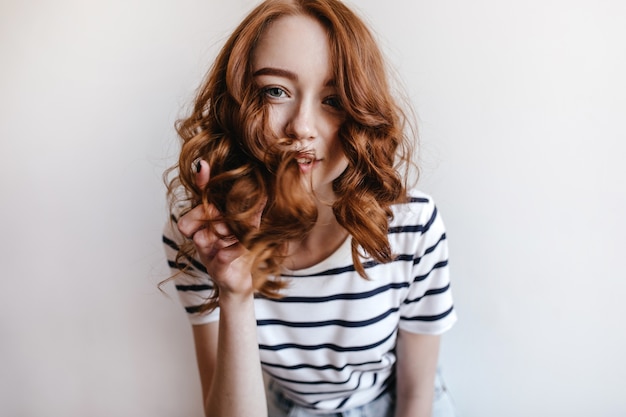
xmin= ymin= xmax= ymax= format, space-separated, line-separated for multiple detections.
xmin=179 ymin=160 xmax=268 ymax=417
xmin=177 ymin=160 xmax=260 ymax=299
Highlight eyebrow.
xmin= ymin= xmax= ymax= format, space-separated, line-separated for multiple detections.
xmin=253 ymin=67 xmax=298 ymax=81
xmin=253 ymin=67 xmax=336 ymax=87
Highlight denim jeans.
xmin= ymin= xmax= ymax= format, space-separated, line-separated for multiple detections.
xmin=266 ymin=369 xmax=457 ymax=417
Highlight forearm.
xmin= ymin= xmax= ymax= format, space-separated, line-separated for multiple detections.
xmin=394 ymin=332 xmax=440 ymax=417
xmin=395 ymin=389 xmax=434 ymax=417
xmin=205 ymin=293 xmax=267 ymax=417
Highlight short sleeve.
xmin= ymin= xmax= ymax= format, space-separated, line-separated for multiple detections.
xmin=162 ymin=210 xmax=220 ymax=325
xmin=398 ymin=195 xmax=457 ymax=334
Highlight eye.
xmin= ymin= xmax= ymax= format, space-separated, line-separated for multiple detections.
xmin=263 ymin=86 xmax=288 ymax=99
xmin=323 ymin=96 xmax=342 ymax=109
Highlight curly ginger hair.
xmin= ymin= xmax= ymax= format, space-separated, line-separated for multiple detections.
xmin=165 ymin=0 xmax=416 ymax=313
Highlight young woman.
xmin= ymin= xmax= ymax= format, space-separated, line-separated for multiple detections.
xmin=163 ymin=1 xmax=457 ymax=416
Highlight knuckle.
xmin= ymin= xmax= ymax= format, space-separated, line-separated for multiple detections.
xmin=214 ymin=222 xmax=230 ymax=236
xmin=192 ymin=229 xmax=210 ymax=247
xmin=177 ymin=217 xmax=190 ymax=235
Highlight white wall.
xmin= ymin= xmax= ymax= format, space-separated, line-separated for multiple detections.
xmin=1 ymin=1 xmax=624 ymax=416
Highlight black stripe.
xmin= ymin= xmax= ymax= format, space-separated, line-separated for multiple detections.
xmin=401 ymin=305 xmax=454 ymax=322
xmin=426 ymin=232 xmax=447 ymax=253
xmin=407 ymin=196 xmax=430 ymax=203
xmin=280 ymin=257 xmax=394 ymax=278
xmin=265 ymin=281 xmax=409 ymax=304
xmin=336 ymin=395 xmax=351 ymax=410
xmin=162 ymin=234 xmax=179 ymax=251
xmin=403 ymin=283 xmax=451 ymax=305
xmin=277 ymin=369 xmax=383 ymax=405
xmin=279 ymin=253 xmax=414 ymax=280
xmin=266 ymin=365 xmax=374 ymax=386
xmin=259 ymin=328 xmax=396 ymax=353
xmin=167 ymin=260 xmax=186 ymax=270
xmin=185 ymin=304 xmax=207 ymax=314
xmin=176 ymin=283 xmax=213 ymax=292
xmin=388 ymin=205 xmax=438 ymax=235
xmin=414 ymin=260 xmax=448 ymax=282
xmin=414 ymin=233 xmax=447 ymax=266
xmin=257 ymin=307 xmax=399 ymax=328
xmin=261 ymin=358 xmax=384 ymax=372
xmin=163 ymin=234 xmax=208 ymax=274
xmin=279 ymin=371 xmax=368 ymax=397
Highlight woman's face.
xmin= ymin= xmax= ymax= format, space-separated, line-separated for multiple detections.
xmin=252 ymin=14 xmax=348 ymax=200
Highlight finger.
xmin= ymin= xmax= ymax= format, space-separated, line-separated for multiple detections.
xmin=193 ymin=227 xmax=240 ymax=260
xmin=177 ymin=203 xmax=221 ymax=239
xmin=213 ymin=221 xmax=237 ymax=242
xmin=194 ymin=159 xmax=210 ymax=189
xmin=208 ymin=240 xmax=248 ymax=265
xmin=191 ymin=226 xmax=220 ymax=252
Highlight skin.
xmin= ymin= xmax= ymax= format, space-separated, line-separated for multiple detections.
xmin=177 ymin=14 xmax=440 ymax=417
xmin=251 ymin=14 xmax=350 ymax=269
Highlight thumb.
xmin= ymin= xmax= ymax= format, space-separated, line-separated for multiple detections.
xmin=194 ymin=159 xmax=210 ymax=189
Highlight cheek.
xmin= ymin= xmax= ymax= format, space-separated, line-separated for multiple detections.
xmin=266 ymin=107 xmax=287 ymax=138
xmin=327 ymin=137 xmax=348 ymax=168
xmin=327 ymin=127 xmax=345 ymax=155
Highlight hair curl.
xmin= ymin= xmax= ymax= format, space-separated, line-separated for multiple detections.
xmin=164 ymin=0 xmax=416 ymax=313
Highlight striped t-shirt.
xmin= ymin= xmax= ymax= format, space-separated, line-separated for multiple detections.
xmin=163 ymin=190 xmax=456 ymax=413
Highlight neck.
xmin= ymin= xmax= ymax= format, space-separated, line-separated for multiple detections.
xmin=285 ymin=202 xmax=349 ymax=270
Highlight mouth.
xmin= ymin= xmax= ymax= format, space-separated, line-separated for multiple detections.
xmin=295 ymin=151 xmax=318 ymax=172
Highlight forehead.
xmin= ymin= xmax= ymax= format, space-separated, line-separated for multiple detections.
xmin=252 ymin=14 xmax=332 ymax=72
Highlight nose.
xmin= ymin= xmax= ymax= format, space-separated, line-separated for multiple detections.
xmin=285 ymin=101 xmax=317 ymax=142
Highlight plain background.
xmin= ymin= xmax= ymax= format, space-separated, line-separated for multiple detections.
xmin=1 ymin=0 xmax=625 ymax=416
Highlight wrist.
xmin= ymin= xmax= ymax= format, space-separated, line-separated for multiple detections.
xmin=217 ymin=282 xmax=255 ymax=308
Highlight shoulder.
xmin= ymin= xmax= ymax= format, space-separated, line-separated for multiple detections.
xmin=387 ymin=189 xmax=448 ymax=258
xmin=390 ymin=189 xmax=441 ymax=229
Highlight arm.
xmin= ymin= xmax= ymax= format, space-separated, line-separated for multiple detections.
xmin=180 ymin=160 xmax=267 ymax=417
xmin=192 ymin=296 xmax=267 ymax=417
xmin=395 ymin=330 xmax=441 ymax=417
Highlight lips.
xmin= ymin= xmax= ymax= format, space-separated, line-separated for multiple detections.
xmin=295 ymin=151 xmax=318 ymax=172
xmin=295 ymin=151 xmax=316 ymax=164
